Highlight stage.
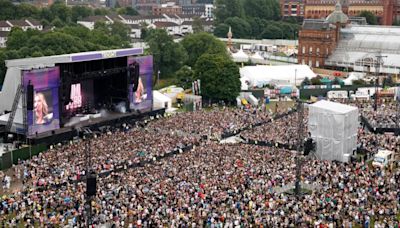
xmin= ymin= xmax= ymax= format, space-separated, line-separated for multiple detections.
xmin=27 ymin=108 xmax=165 ymax=145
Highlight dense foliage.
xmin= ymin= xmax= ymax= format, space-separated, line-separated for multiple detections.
xmin=0 ymin=22 xmax=130 ymax=84
xmin=213 ymin=0 xmax=300 ymax=39
xmin=0 ymin=0 xmax=137 ymax=26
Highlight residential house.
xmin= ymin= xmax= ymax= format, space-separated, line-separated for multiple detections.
xmin=77 ymin=16 xmax=113 ymax=30
xmin=0 ymin=21 xmax=12 ymax=32
xmin=0 ymin=19 xmax=43 ymax=47
xmin=149 ymin=21 xmax=181 ymax=35
xmin=0 ymin=31 xmax=9 ymax=48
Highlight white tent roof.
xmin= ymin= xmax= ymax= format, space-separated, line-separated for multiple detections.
xmin=251 ymin=52 xmax=264 ymax=60
xmin=232 ymin=49 xmax=249 ymax=63
xmin=250 ymin=52 xmax=265 ymax=64
xmin=153 ymin=90 xmax=171 ymax=103
xmin=310 ymin=100 xmax=358 ymax=114
xmin=240 ymin=65 xmax=317 ymax=87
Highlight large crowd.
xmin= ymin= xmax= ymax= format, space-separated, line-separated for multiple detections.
xmin=0 ymin=104 xmax=399 ymax=227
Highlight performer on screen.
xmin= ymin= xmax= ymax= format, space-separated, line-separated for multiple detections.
xmin=135 ymin=77 xmax=144 ymax=103
xmin=34 ymin=92 xmax=51 ymax=124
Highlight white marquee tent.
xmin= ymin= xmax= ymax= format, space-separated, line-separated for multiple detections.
xmin=308 ymin=100 xmax=359 ymax=162
xmin=240 ymin=65 xmax=317 ymax=88
xmin=232 ymin=49 xmax=249 ymax=63
xmin=250 ymin=52 xmax=265 ymax=64
xmin=153 ymin=90 xmax=172 ymax=111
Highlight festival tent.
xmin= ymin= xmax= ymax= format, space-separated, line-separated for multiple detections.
xmin=153 ymin=90 xmax=172 ymax=111
xmin=240 ymin=65 xmax=317 ymax=88
xmin=232 ymin=49 xmax=249 ymax=63
xmin=250 ymin=52 xmax=265 ymax=64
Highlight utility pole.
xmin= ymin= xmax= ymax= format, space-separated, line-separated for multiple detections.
xmin=374 ymin=53 xmax=387 ymax=111
xmin=294 ymin=99 xmax=304 ymax=196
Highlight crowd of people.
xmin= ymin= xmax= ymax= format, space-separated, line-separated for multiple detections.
xmin=0 ymin=104 xmax=399 ymax=227
xmin=240 ymin=112 xmax=307 ymax=147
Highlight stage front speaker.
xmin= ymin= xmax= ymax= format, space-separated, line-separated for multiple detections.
xmin=27 ymin=84 xmax=34 ymax=111
xmin=86 ymin=176 xmax=97 ymax=197
xmin=129 ymin=63 xmax=140 ymax=92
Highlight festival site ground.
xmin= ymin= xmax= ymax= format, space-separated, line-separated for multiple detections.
xmin=0 ymin=100 xmax=399 ymax=227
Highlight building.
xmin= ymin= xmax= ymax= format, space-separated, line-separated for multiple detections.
xmin=298 ymin=1 xmax=347 ymax=68
xmin=303 ymin=0 xmax=396 ymax=25
xmin=298 ymin=2 xmax=400 ymax=75
xmin=148 ymin=21 xmax=181 ymax=35
xmin=280 ymin=0 xmax=305 ymax=18
xmin=152 ymin=2 xmax=182 ymax=15
xmin=0 ymin=20 xmax=43 ymax=48
xmin=0 ymin=31 xmax=9 ymax=48
xmin=297 ymin=19 xmax=338 ymax=67
xmin=77 ymin=16 xmax=113 ymax=30
xmin=182 ymin=4 xmax=205 ymax=16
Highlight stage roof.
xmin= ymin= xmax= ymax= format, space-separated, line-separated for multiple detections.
xmin=5 ymin=48 xmax=144 ymax=69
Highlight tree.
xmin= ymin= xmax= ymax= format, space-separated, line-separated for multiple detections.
xmin=301 ymin=77 xmax=311 ymax=87
xmin=49 ymin=1 xmax=72 ymax=24
xmin=194 ymin=54 xmax=241 ymax=101
xmin=145 ymin=29 xmax=188 ymax=78
xmin=111 ymin=21 xmax=130 ymax=42
xmin=213 ymin=23 xmax=230 ymax=38
xmin=181 ymin=32 xmax=228 ymax=67
xmin=71 ymin=6 xmax=93 ymax=22
xmin=192 ymin=17 xmax=204 ymax=33
xmin=214 ymin=0 xmax=243 ymax=23
xmin=117 ymin=7 xmax=139 ymax=16
xmin=247 ymin=17 xmax=268 ymax=39
xmin=224 ymin=17 xmax=251 ymax=39
xmin=359 ymin=11 xmax=378 ymax=25
xmin=243 ymin=0 xmax=280 ymax=21
xmin=0 ymin=0 xmax=16 ymax=20
xmin=6 ymin=28 xmax=29 ymax=50
xmin=14 ymin=3 xmax=40 ymax=19
xmin=175 ymin=65 xmax=195 ymax=89
xmin=260 ymin=24 xmax=283 ymax=39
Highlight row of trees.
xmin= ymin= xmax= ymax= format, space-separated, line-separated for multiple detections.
xmin=0 ymin=22 xmax=131 ymax=84
xmin=0 ymin=0 xmax=138 ymax=28
xmin=145 ymin=30 xmax=241 ymax=101
xmin=212 ymin=0 xmax=300 ymax=39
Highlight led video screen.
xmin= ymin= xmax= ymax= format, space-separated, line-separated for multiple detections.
xmin=23 ymin=67 xmax=60 ymax=135
xmin=128 ymin=55 xmax=153 ymax=112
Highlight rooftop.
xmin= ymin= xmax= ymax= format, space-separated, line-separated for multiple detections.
xmin=153 ymin=21 xmax=179 ymax=27
xmin=302 ymin=19 xmax=334 ymax=30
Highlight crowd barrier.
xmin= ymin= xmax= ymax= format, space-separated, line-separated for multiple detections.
xmin=220 ymin=109 xmax=296 ymax=139
xmin=360 ymin=115 xmax=400 ymax=135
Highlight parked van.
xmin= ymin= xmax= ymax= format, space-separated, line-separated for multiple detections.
xmin=372 ymin=150 xmax=394 ymax=168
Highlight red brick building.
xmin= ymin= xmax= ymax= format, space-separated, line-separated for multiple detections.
xmin=303 ymin=0 xmax=396 ymax=25
xmin=298 ymin=2 xmax=347 ymax=68
xmin=280 ymin=0 xmax=400 ymax=25
xmin=280 ymin=0 xmax=305 ymax=17
xmin=152 ymin=2 xmax=182 ymax=15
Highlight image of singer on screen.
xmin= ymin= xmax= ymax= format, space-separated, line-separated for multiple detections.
xmin=135 ymin=77 xmax=145 ymax=103
xmin=34 ymin=92 xmax=53 ymax=125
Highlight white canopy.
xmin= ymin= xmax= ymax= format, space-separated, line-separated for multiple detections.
xmin=240 ymin=65 xmax=317 ymax=87
xmin=153 ymin=90 xmax=172 ymax=110
xmin=250 ymin=52 xmax=265 ymax=64
xmin=232 ymin=49 xmax=249 ymax=63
